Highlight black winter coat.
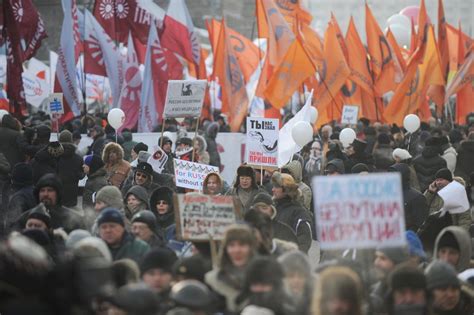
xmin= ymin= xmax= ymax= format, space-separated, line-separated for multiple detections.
xmin=14 ymin=204 xmax=85 ymax=233
xmin=455 ymin=140 xmax=474 ymax=183
xmin=82 ymin=168 xmax=108 ymax=209
xmin=57 ymin=143 xmax=84 ymax=207
xmin=413 ymin=146 xmax=447 ymax=192
xmin=5 ymin=185 xmax=36 ymax=234
xmin=0 ymin=120 xmax=24 ymax=167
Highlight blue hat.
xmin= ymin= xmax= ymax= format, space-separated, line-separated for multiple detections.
xmin=98 ymin=208 xmax=124 ymax=227
xmin=405 ymin=230 xmax=426 ymax=259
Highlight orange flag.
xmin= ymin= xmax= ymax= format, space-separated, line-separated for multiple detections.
xmin=213 ymin=20 xmax=249 ymax=131
xmin=299 ymin=23 xmax=324 ymax=63
xmin=365 ymin=3 xmax=396 ymax=96
xmin=331 ymin=13 xmax=349 ymax=60
xmin=438 ymin=0 xmax=449 ymax=78
xmin=264 ymin=37 xmax=316 ymax=109
xmin=417 ymin=0 xmax=430 ymax=49
xmin=386 ymin=27 xmax=407 ymax=75
xmin=207 ymin=19 xmax=261 ymax=83
xmin=276 ymin=0 xmax=313 ymax=34
xmin=384 ymin=27 xmax=445 ymax=125
xmin=312 ymin=22 xmax=351 ymax=114
xmin=446 ymin=52 xmax=473 ymax=98
xmin=446 ymin=23 xmax=473 ymax=81
xmin=454 ymin=26 xmax=473 ymax=124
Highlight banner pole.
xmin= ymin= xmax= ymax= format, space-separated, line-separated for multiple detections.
xmin=160 ymin=119 xmax=166 ymax=148
xmin=260 ymin=164 xmax=263 ymax=186
xmin=209 ymin=234 xmax=218 ymax=269
xmin=192 ymin=117 xmax=200 ymax=162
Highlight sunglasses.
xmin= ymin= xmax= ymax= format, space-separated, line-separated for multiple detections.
xmin=157 ymin=200 xmax=168 ymax=205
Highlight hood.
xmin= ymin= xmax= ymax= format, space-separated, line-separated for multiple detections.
xmin=205 ymin=122 xmax=219 ymax=139
xmin=388 ymin=163 xmax=410 ymax=189
xmin=61 ymin=143 xmax=77 ymax=157
xmin=150 ymin=187 xmax=174 ymax=215
xmin=282 ymin=160 xmax=302 ymax=183
xmin=34 ymin=173 xmax=62 ymax=205
xmin=102 ymin=142 xmax=124 ymax=164
xmin=195 ymin=135 xmax=208 ymax=153
xmin=434 ymin=226 xmax=472 ymax=272
xmin=1 ymin=114 xmax=20 ymax=130
xmin=125 ymin=185 xmax=150 ymax=208
xmin=421 ymin=145 xmax=442 ymax=159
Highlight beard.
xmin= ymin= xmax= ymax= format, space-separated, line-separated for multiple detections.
xmin=393 ymin=304 xmax=426 ymax=315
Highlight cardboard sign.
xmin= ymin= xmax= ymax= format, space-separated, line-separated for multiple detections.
xmin=49 ymin=93 xmax=64 ymax=114
xmin=312 ymin=173 xmax=406 ymax=250
xmin=147 ymin=147 xmax=168 ymax=174
xmin=163 ymin=80 xmax=207 ymax=118
xmin=174 ymin=193 xmax=240 ymax=241
xmin=174 ymin=159 xmax=219 ymax=190
xmin=246 ymin=117 xmax=279 ymax=167
xmin=439 ymin=181 xmax=470 ymax=214
xmin=341 ymin=105 xmax=359 ymax=124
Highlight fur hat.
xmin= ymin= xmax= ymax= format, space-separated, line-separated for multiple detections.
xmin=47 ymin=141 xmax=64 ymax=158
xmin=377 ymin=133 xmax=391 ymax=145
xmin=140 ymin=248 xmax=177 ymax=275
xmin=59 ymin=130 xmax=73 ymax=143
xmin=112 ymin=259 xmax=140 ymax=287
xmin=425 ymin=260 xmax=460 ymax=290
xmin=389 ymin=263 xmax=427 ymax=292
xmin=271 ymin=172 xmax=299 ymax=199
xmin=132 ymin=210 xmax=157 ymax=231
xmin=133 ymin=142 xmax=148 ymax=154
xmin=95 ymin=185 xmax=123 ymax=209
xmin=244 ymin=256 xmax=284 ymax=288
xmin=109 ymin=283 xmax=159 ymax=315
xmin=278 ymin=250 xmax=312 ymax=278
xmin=135 ymin=162 xmax=153 ymax=178
xmin=435 ymin=168 xmax=453 ymax=182
xmin=352 ymin=139 xmax=367 ymax=153
xmin=66 ymin=229 xmax=92 ymax=249
xmin=252 ymin=192 xmax=273 ymax=206
xmin=237 ymin=165 xmax=255 ymax=178
xmin=97 ymin=208 xmax=125 ymax=227
xmin=172 ymin=255 xmax=210 ymax=282
xmin=11 ymin=162 xmax=33 ymax=186
xmin=219 ymin=224 xmax=257 ymax=269
xmin=26 ymin=203 xmax=51 ymax=229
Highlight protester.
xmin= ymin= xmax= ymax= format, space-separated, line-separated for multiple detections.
xmin=373 ymin=133 xmax=395 ymax=171
xmin=82 ymin=154 xmax=108 ymax=210
xmin=158 ymin=136 xmax=175 ymax=174
xmin=392 ymin=148 xmax=421 ymax=192
xmin=202 ymin=172 xmax=226 ymax=195
xmin=131 ymin=210 xmax=165 ymax=248
xmin=121 ymin=129 xmax=138 ymax=162
xmin=454 ymin=131 xmax=474 ymax=183
xmin=228 ymin=165 xmax=265 ymax=213
xmin=193 ymin=135 xmax=210 ymax=165
xmin=124 ymin=185 xmax=150 ymax=220
xmin=440 ymin=136 xmax=458 ymax=173
xmin=413 ymin=137 xmax=448 ymax=192
xmin=281 ymin=160 xmax=312 ymax=211
xmin=433 ymin=226 xmax=472 ymax=273
xmin=304 ymin=139 xmax=323 ymax=183
xmin=121 ymin=161 xmax=158 ymax=197
xmin=204 ymin=122 xmax=221 ymax=168
xmin=102 ymin=142 xmax=131 ymax=188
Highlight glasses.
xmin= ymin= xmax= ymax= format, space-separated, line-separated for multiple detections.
xmin=157 ymin=200 xmax=168 ymax=205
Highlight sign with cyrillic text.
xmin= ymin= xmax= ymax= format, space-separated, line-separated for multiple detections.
xmin=163 ymin=80 xmax=207 ymax=118
xmin=246 ymin=117 xmax=279 ymax=167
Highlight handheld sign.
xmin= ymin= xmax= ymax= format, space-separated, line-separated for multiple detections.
xmin=174 ymin=193 xmax=241 ymax=241
xmin=174 ymin=159 xmax=219 ymax=190
xmin=341 ymin=105 xmax=359 ymax=125
xmin=147 ymin=147 xmax=168 ymax=174
xmin=163 ymin=80 xmax=207 ymax=118
xmin=49 ymin=93 xmax=64 ymax=114
xmin=312 ymin=173 xmax=406 ymax=250
xmin=246 ymin=117 xmax=279 ymax=167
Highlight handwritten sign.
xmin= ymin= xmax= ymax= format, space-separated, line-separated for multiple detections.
xmin=246 ymin=117 xmax=279 ymax=167
xmin=174 ymin=159 xmax=219 ymax=190
xmin=174 ymin=193 xmax=240 ymax=241
xmin=49 ymin=93 xmax=64 ymax=114
xmin=312 ymin=173 xmax=406 ymax=250
xmin=163 ymin=80 xmax=207 ymax=118
xmin=341 ymin=105 xmax=359 ymax=125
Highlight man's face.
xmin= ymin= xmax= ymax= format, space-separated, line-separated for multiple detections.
xmin=206 ymin=175 xmax=220 ymax=195
xmin=239 ymin=176 xmax=252 ymax=189
xmin=135 ymin=171 xmax=148 ymax=185
xmin=311 ymin=142 xmax=322 ymax=157
xmin=155 ymin=200 xmax=169 ymax=215
xmin=99 ymin=222 xmax=125 ymax=247
xmin=127 ymin=194 xmax=141 ymax=211
xmin=374 ymin=251 xmax=396 ymax=279
xmin=131 ymin=222 xmax=154 ymax=242
xmin=432 ymin=286 xmax=460 ymax=311
xmin=162 ymin=143 xmax=171 ymax=153
xmin=94 ymin=200 xmax=107 ymax=212
xmin=26 ymin=218 xmax=48 ymax=231
xmin=272 ymin=186 xmax=285 ymax=200
xmin=435 ymin=178 xmax=450 ymax=190
xmin=437 ymin=247 xmax=460 ymax=267
xmin=39 ymin=187 xmax=57 ymax=207
xmin=142 ymin=268 xmax=173 ymax=293
xmin=256 ymin=204 xmax=273 ymax=217
xmin=393 ymin=288 xmax=426 ymax=306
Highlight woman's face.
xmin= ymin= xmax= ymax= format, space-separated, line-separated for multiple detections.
xmin=127 ymin=194 xmax=141 ymax=210
xmin=284 ymin=272 xmax=306 ymax=295
xmin=155 ymin=200 xmax=169 ymax=214
xmin=226 ymin=240 xmax=252 ymax=268
xmin=206 ymin=175 xmax=220 ymax=194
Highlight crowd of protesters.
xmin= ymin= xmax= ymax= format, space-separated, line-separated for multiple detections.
xmin=1 ymin=110 xmax=474 ymax=315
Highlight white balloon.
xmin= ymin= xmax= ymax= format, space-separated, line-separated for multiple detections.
xmin=386 ymin=14 xmax=411 ymax=29
xmin=107 ymin=108 xmax=125 ymax=129
xmin=0 ymin=109 xmax=9 ymax=121
xmin=309 ymin=107 xmax=318 ymax=124
xmin=386 ymin=24 xmax=411 ymax=48
xmin=339 ymin=128 xmax=356 ymax=146
xmin=291 ymin=121 xmax=313 ymax=147
xmin=403 ymin=114 xmax=420 ymax=133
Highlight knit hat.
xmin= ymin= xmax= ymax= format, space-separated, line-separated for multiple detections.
xmin=237 ymin=165 xmax=255 ymax=178
xmin=133 ymin=142 xmax=148 ymax=154
xmin=66 ymin=229 xmax=92 ymax=249
xmin=351 ymin=163 xmax=369 ymax=174
xmin=47 ymin=141 xmax=64 ymax=158
xmin=172 ymin=255 xmax=210 ymax=282
xmin=252 ymin=192 xmax=273 ymax=206
xmin=392 ymin=148 xmax=412 ymax=161
xmin=97 ymin=208 xmax=125 ymax=227
xmin=26 ymin=203 xmax=51 ymax=229
xmin=436 ymin=231 xmax=460 ymax=251
xmin=140 ymin=248 xmax=178 ymax=275
xmin=131 ymin=210 xmax=157 ymax=231
xmin=377 ymin=133 xmax=391 ymax=145
xmin=425 ymin=260 xmax=460 ymax=290
xmin=435 ymin=168 xmax=453 ymax=182
xmin=135 ymin=162 xmax=153 ymax=178
xmin=83 ymin=154 xmax=105 ymax=175
xmin=11 ymin=162 xmax=33 ymax=186
xmin=405 ymin=231 xmax=426 ymax=259
xmin=389 ymin=264 xmax=427 ymax=291
xmin=95 ymin=186 xmax=123 ymax=209
xmin=376 ymin=246 xmax=409 ymax=265
xmin=59 ymin=130 xmax=73 ymax=143
xmin=325 ymin=158 xmax=345 ymax=174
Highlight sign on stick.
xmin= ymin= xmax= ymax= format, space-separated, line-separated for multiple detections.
xmin=246 ymin=117 xmax=279 ymax=167
xmin=49 ymin=93 xmax=64 ymax=114
xmin=163 ymin=80 xmax=207 ymax=118
xmin=341 ymin=105 xmax=359 ymax=124
xmin=174 ymin=159 xmax=219 ymax=190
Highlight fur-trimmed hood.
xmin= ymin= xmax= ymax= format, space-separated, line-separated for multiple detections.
xmin=102 ymin=142 xmax=124 ymax=164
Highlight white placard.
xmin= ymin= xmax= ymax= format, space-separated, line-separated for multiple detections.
xmin=147 ymin=147 xmax=168 ymax=174
xmin=174 ymin=159 xmax=219 ymax=190
xmin=49 ymin=93 xmax=64 ymax=114
xmin=438 ymin=181 xmax=470 ymax=214
xmin=246 ymin=117 xmax=279 ymax=167
xmin=341 ymin=105 xmax=359 ymax=125
xmin=163 ymin=80 xmax=207 ymax=118
xmin=312 ymin=173 xmax=406 ymax=250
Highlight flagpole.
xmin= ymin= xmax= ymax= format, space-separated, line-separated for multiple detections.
xmin=367 ymin=54 xmax=380 ymax=122
xmin=192 ymin=117 xmax=200 ymax=162
xmin=160 ymin=119 xmax=166 ymax=148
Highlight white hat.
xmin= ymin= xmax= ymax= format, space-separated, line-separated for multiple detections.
xmin=393 ymin=148 xmax=412 ymax=161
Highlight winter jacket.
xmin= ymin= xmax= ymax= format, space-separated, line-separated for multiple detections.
xmin=413 ymin=146 xmax=447 ymax=192
xmin=31 ymin=146 xmax=58 ymax=184
xmin=123 ymin=185 xmax=150 ymax=220
xmin=282 ymin=161 xmax=312 ymax=211
xmin=372 ymin=144 xmax=394 ymax=171
xmin=424 ymin=190 xmax=472 ymax=231
xmin=442 ymin=146 xmax=457 ymax=173
xmin=0 ymin=116 xmax=24 ymax=166
xmin=57 ymin=143 xmax=84 ymax=207
xmin=5 ymin=185 xmax=36 ymax=234
xmin=107 ymin=232 xmax=150 ymax=263
xmin=205 ymin=268 xmax=247 ymax=313
xmin=434 ymin=226 xmax=472 ymax=272
xmin=228 ymin=186 xmax=265 ymax=214
xmin=121 ymin=131 xmax=137 ymax=162
xmin=205 ymin=122 xmax=221 ymax=169
xmin=102 ymin=143 xmax=131 ymax=188
xmin=195 ymin=135 xmax=210 ymax=165
xmin=274 ymin=196 xmax=312 ymax=253
xmin=389 ymin=163 xmax=429 ymax=232
xmin=455 ymin=140 xmax=474 ymax=183
xmin=82 ymin=168 xmax=108 ymax=209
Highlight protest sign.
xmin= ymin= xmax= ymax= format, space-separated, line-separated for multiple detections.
xmin=312 ymin=173 xmax=406 ymax=250
xmin=174 ymin=193 xmax=240 ymax=241
xmin=147 ymin=147 xmax=168 ymax=174
xmin=49 ymin=93 xmax=64 ymax=114
xmin=174 ymin=159 xmax=219 ymax=190
xmin=439 ymin=181 xmax=470 ymax=214
xmin=341 ymin=105 xmax=359 ymax=124
xmin=163 ymin=80 xmax=207 ymax=118
xmin=246 ymin=117 xmax=279 ymax=167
